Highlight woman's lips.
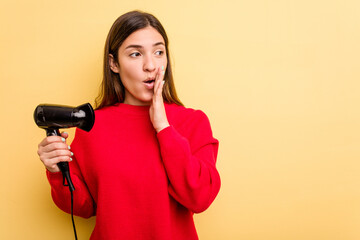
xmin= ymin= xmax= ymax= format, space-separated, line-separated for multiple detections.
xmin=144 ymin=79 xmax=155 ymax=89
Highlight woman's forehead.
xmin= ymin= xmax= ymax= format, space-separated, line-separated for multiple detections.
xmin=121 ymin=27 xmax=165 ymax=49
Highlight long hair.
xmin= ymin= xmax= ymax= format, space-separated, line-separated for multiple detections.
xmin=95 ymin=11 xmax=183 ymax=109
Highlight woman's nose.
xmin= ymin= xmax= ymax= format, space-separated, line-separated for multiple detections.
xmin=143 ymin=55 xmax=156 ymax=72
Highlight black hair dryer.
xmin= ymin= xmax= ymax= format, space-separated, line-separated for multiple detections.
xmin=34 ymin=103 xmax=95 ymax=191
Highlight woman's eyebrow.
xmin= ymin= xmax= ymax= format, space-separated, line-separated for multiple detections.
xmin=125 ymin=42 xmax=165 ymax=49
xmin=153 ymin=42 xmax=165 ymax=47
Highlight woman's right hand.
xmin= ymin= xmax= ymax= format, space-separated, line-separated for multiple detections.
xmin=37 ymin=132 xmax=73 ymax=173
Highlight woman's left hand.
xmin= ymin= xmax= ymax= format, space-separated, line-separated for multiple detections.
xmin=149 ymin=66 xmax=170 ymax=133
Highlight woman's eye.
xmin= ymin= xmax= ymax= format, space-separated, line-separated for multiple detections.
xmin=155 ymin=50 xmax=164 ymax=56
xmin=129 ymin=52 xmax=141 ymax=57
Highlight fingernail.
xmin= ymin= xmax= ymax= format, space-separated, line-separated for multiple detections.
xmin=162 ymin=71 xmax=165 ymax=75
xmin=161 ymin=66 xmax=164 ymax=70
xmin=70 ymin=157 xmax=73 ymax=161
xmin=68 ymin=146 xmax=71 ymax=150
xmin=162 ymin=80 xmax=165 ymax=85
xmin=61 ymin=138 xmax=66 ymax=142
xmin=63 ymin=132 xmax=68 ymax=135
xmin=71 ymin=152 xmax=74 ymax=156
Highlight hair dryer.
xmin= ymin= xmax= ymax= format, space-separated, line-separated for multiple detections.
xmin=34 ymin=103 xmax=95 ymax=191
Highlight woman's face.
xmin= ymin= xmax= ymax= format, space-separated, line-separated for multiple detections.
xmin=109 ymin=26 xmax=168 ymax=106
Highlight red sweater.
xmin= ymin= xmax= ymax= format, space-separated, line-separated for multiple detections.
xmin=47 ymin=103 xmax=220 ymax=239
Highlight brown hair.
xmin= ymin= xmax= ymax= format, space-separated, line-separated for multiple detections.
xmin=95 ymin=10 xmax=183 ymax=109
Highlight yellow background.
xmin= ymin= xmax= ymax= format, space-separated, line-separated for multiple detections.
xmin=1 ymin=0 xmax=360 ymax=239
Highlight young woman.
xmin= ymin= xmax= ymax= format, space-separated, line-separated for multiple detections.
xmin=37 ymin=10 xmax=221 ymax=239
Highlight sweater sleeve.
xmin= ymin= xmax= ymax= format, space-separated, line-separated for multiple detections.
xmin=46 ymin=156 xmax=95 ymax=218
xmin=157 ymin=110 xmax=221 ymax=213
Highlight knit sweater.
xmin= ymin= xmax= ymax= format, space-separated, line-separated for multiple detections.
xmin=46 ymin=103 xmax=221 ymax=239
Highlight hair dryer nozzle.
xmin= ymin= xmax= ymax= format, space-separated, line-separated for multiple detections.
xmin=75 ymin=103 xmax=95 ymax=132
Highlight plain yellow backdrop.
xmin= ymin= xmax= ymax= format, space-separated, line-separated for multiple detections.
xmin=1 ymin=0 xmax=360 ymax=239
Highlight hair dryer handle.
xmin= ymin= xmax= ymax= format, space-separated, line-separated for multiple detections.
xmin=45 ymin=128 xmax=75 ymax=192
xmin=46 ymin=128 xmax=61 ymax=137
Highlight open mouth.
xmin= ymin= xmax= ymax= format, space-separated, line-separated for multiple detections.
xmin=144 ymin=79 xmax=155 ymax=84
xmin=143 ymin=79 xmax=155 ymax=89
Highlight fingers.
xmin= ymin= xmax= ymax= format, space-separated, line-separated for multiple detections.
xmin=61 ymin=131 xmax=69 ymax=139
xmin=41 ymin=147 xmax=72 ymax=159
xmin=38 ymin=136 xmax=60 ymax=148
xmin=149 ymin=66 xmax=169 ymax=133
xmin=40 ymin=141 xmax=66 ymax=152
xmin=37 ymin=133 xmax=73 ymax=172
xmin=153 ymin=66 xmax=165 ymax=100
xmin=40 ymin=154 xmax=72 ymax=172
xmin=38 ymin=132 xmax=68 ymax=147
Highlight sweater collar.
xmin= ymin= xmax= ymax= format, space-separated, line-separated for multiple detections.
xmin=114 ymin=103 xmax=150 ymax=116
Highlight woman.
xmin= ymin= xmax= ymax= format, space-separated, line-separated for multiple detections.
xmin=37 ymin=10 xmax=220 ymax=239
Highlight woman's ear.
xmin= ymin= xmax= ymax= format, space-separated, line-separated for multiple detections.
xmin=109 ymin=54 xmax=120 ymax=73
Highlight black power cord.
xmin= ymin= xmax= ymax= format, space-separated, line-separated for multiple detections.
xmin=61 ymin=163 xmax=78 ymax=239
xmin=70 ymin=188 xmax=78 ymax=240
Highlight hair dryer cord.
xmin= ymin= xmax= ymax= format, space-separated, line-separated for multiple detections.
xmin=70 ymin=187 xmax=78 ymax=240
